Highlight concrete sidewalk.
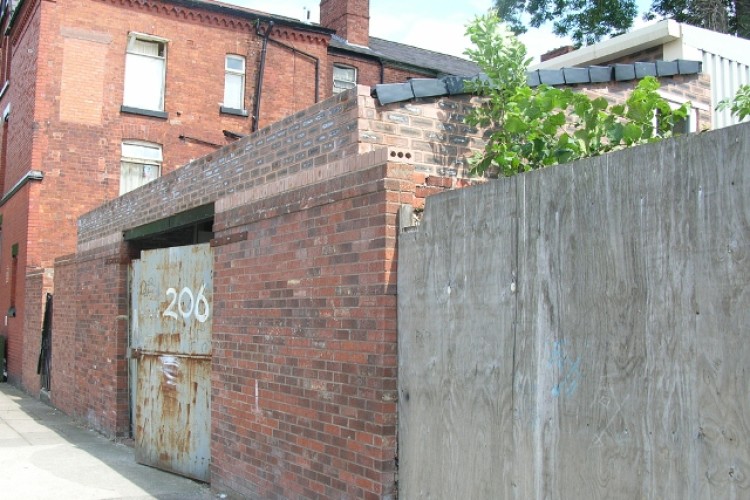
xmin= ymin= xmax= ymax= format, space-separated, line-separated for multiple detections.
xmin=0 ymin=383 xmax=213 ymax=500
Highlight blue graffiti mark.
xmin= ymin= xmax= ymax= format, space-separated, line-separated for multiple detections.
xmin=549 ymin=339 xmax=581 ymax=398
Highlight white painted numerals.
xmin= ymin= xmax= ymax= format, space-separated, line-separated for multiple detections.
xmin=163 ymin=284 xmax=210 ymax=323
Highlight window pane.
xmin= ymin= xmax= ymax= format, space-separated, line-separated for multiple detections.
xmin=333 ymin=66 xmax=355 ymax=81
xmin=122 ymin=142 xmax=163 ymax=162
xmin=130 ymin=39 xmax=163 ymax=57
xmin=226 ymin=55 xmax=244 ymax=72
xmin=120 ymin=141 xmax=162 ymax=194
xmin=123 ymin=52 xmax=165 ymax=110
xmin=333 ymin=65 xmax=356 ymax=94
xmin=120 ymin=161 xmax=160 ymax=195
xmin=224 ymin=73 xmax=244 ymax=109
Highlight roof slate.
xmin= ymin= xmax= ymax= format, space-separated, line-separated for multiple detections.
xmin=328 ymin=35 xmax=480 ymax=76
xmin=372 ymin=59 xmax=703 ymax=105
xmin=368 ymin=38 xmax=480 ymax=76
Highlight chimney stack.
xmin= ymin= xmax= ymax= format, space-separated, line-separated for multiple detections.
xmin=540 ymin=45 xmax=576 ymax=62
xmin=319 ymin=0 xmax=370 ymax=47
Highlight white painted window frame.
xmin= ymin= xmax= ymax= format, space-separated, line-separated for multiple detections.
xmin=223 ymin=54 xmax=246 ymax=111
xmin=333 ymin=64 xmax=357 ymax=94
xmin=123 ymin=32 xmax=168 ymax=112
xmin=120 ymin=140 xmax=162 ymax=195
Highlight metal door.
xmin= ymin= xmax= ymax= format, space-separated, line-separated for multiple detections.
xmin=130 ymin=244 xmax=213 ymax=482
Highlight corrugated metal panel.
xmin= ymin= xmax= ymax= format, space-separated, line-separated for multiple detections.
xmin=703 ymin=50 xmax=750 ymax=129
xmin=131 ymin=243 xmax=213 ymax=482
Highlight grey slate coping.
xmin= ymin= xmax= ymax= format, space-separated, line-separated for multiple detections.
xmin=563 ymin=67 xmax=590 ymax=84
xmin=614 ymin=64 xmax=637 ymax=81
xmin=372 ymin=59 xmax=703 ymax=105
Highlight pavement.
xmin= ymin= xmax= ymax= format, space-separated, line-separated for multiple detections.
xmin=0 ymin=382 xmax=214 ymax=500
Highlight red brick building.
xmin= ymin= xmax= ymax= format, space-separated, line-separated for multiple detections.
xmin=0 ymin=0 xmax=477 ymax=389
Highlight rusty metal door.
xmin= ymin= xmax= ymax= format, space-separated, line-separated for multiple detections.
xmin=130 ymin=244 xmax=213 ymax=482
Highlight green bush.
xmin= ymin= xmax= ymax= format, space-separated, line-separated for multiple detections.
xmin=464 ymin=11 xmax=690 ymax=177
xmin=717 ymin=84 xmax=750 ymax=121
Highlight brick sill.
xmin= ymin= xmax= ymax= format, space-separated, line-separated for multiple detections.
xmin=220 ymin=106 xmax=248 ymax=117
xmin=120 ymin=105 xmax=168 ymax=120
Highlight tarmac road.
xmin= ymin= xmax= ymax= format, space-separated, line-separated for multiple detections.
xmin=0 ymin=382 xmax=213 ymax=500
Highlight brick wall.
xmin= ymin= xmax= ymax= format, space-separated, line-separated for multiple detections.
xmin=0 ymin=190 xmax=31 ymax=386
xmin=358 ymin=93 xmax=486 ymax=179
xmin=3 ymin=0 xmax=39 ymax=186
xmin=54 ymin=241 xmax=131 ymax=436
xmin=31 ymin=0 xmax=296 ymax=271
xmin=328 ymin=53 xmax=436 ymax=91
xmin=320 ymin=0 xmax=370 ymax=46
xmin=20 ymin=269 xmax=46 ymax=394
xmin=330 ymin=53 xmax=383 ymax=88
xmin=210 ymin=153 xmax=408 ymax=498
xmin=261 ymin=28 xmax=330 ymax=127
xmin=49 ymin=255 xmax=77 ymax=416
xmin=67 ymin=86 xmax=473 ymax=497
xmin=572 ymin=73 xmax=712 ymax=130
xmin=77 ymin=87 xmax=484 ymax=244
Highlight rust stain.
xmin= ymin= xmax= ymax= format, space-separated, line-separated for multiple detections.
xmin=131 ymin=245 xmax=213 ymax=482
xmin=154 ymin=333 xmax=181 ymax=351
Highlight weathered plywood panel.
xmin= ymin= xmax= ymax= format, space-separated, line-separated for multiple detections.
xmin=398 ymin=180 xmax=517 ymax=499
xmin=398 ymin=122 xmax=750 ymax=499
xmin=516 ymin=145 xmax=699 ymax=498
xmin=690 ymin=127 xmax=750 ymax=497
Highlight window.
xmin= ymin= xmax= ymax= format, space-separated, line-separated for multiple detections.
xmin=333 ymin=64 xmax=356 ymax=94
xmin=0 ymin=105 xmax=8 ymax=195
xmin=0 ymin=0 xmax=11 ymax=89
xmin=0 ymin=36 xmax=10 ymax=91
xmin=222 ymin=55 xmax=246 ymax=114
xmin=656 ymin=90 xmax=706 ymax=135
xmin=122 ymin=34 xmax=167 ymax=114
xmin=671 ymin=107 xmax=701 ymax=135
xmin=120 ymin=141 xmax=162 ymax=195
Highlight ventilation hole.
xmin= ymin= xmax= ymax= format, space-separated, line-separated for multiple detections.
xmin=405 ymin=153 xmax=412 ymax=159
xmin=397 ymin=152 xmax=404 ymax=158
xmin=390 ymin=151 xmax=397 ymax=157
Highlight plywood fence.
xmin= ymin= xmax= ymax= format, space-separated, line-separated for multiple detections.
xmin=397 ymin=123 xmax=750 ymax=499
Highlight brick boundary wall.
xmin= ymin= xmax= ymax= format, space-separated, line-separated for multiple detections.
xmin=51 ymin=242 xmax=131 ymax=436
xmin=574 ymin=73 xmax=712 ymax=130
xmin=54 ymin=73 xmax=711 ymax=496
xmin=49 ymin=255 xmax=77 ymax=417
xmin=209 ymin=152 xmax=412 ymax=498
xmin=21 ymin=270 xmax=44 ymax=394
xmin=76 ymin=86 xmax=486 ymax=245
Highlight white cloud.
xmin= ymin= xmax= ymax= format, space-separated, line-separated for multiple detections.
xmin=371 ymin=16 xmax=474 ymax=58
xmin=220 ymin=0 xmax=577 ymax=62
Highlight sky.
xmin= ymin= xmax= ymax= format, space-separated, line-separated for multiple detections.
xmin=224 ymin=0 xmax=578 ymax=62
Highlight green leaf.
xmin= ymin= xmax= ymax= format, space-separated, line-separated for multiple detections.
xmin=592 ymin=97 xmax=608 ymax=111
xmin=505 ymin=115 xmax=527 ymax=134
xmin=623 ymin=123 xmax=642 ymax=143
